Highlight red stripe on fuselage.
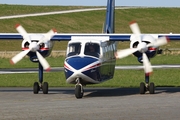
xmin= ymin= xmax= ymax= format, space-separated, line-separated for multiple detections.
xmin=64 ymin=63 xmax=72 ymax=71
xmin=84 ymin=63 xmax=101 ymax=71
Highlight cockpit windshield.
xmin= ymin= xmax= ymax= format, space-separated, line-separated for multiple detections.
xmin=67 ymin=43 xmax=81 ymax=57
xmin=84 ymin=43 xmax=100 ymax=57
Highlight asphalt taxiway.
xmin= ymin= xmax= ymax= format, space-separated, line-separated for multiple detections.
xmin=0 ymin=87 xmax=180 ymax=120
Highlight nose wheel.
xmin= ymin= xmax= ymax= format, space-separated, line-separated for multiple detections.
xmin=75 ymin=78 xmax=84 ymax=99
xmin=140 ymin=74 xmax=155 ymax=94
xmin=75 ymin=84 xmax=84 ymax=98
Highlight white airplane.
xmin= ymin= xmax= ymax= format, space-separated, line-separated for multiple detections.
xmin=0 ymin=0 xmax=180 ymax=98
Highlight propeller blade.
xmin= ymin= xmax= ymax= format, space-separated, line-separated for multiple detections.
xmin=15 ymin=24 xmax=31 ymax=43
xmin=129 ymin=21 xmax=141 ymax=43
xmin=130 ymin=21 xmax=141 ymax=35
xmin=36 ymin=51 xmax=50 ymax=71
xmin=142 ymin=53 xmax=152 ymax=74
xmin=10 ymin=50 xmax=30 ymax=64
xmin=147 ymin=37 xmax=169 ymax=47
xmin=37 ymin=29 xmax=57 ymax=45
xmin=115 ymin=48 xmax=138 ymax=59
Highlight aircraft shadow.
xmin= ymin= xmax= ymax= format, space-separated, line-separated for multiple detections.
xmin=84 ymin=88 xmax=139 ymax=97
xmin=155 ymin=87 xmax=180 ymax=94
xmin=84 ymin=87 xmax=180 ymax=98
xmin=0 ymin=87 xmax=179 ymax=97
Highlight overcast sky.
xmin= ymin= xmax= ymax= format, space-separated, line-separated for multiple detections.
xmin=0 ymin=0 xmax=180 ymax=7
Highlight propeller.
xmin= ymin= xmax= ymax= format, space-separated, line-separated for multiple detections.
xmin=10 ymin=24 xmax=57 ymax=71
xmin=16 ymin=24 xmax=31 ymax=43
xmin=115 ymin=21 xmax=169 ymax=74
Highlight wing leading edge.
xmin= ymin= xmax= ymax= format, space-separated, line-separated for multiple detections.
xmin=0 ymin=33 xmax=180 ymax=41
xmin=115 ymin=65 xmax=180 ymax=70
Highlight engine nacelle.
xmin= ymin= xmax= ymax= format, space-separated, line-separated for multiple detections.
xmin=130 ymin=34 xmax=159 ymax=63
xmin=21 ymin=37 xmax=54 ymax=63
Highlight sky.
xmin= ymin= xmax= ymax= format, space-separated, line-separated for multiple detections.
xmin=0 ymin=0 xmax=180 ymax=7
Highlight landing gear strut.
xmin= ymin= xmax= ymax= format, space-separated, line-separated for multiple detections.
xmin=140 ymin=73 xmax=155 ymax=94
xmin=75 ymin=78 xmax=84 ymax=99
xmin=33 ymin=62 xmax=48 ymax=94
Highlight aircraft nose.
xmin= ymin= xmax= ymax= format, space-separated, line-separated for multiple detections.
xmin=65 ymin=56 xmax=98 ymax=70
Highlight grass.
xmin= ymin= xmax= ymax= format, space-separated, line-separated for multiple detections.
xmin=0 ymin=7 xmax=180 ymax=50
xmin=1 ymin=69 xmax=180 ymax=87
xmin=0 ymin=4 xmax=92 ymax=16
xmin=1 ymin=54 xmax=180 ymax=69
xmin=0 ymin=55 xmax=180 ymax=87
xmin=0 ymin=5 xmax=180 ymax=87
xmin=116 ymin=54 xmax=180 ymax=65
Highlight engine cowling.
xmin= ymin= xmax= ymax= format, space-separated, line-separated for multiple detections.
xmin=21 ymin=36 xmax=54 ymax=62
xmin=130 ymin=34 xmax=158 ymax=63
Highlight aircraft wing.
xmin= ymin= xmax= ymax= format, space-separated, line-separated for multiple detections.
xmin=115 ymin=65 xmax=180 ymax=70
xmin=0 ymin=33 xmax=131 ymax=41
xmin=0 ymin=33 xmax=22 ymax=40
xmin=0 ymin=33 xmax=180 ymax=41
xmin=35 ymin=33 xmax=180 ymax=41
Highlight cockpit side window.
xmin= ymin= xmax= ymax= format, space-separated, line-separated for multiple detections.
xmin=67 ymin=43 xmax=81 ymax=57
xmin=84 ymin=43 xmax=100 ymax=57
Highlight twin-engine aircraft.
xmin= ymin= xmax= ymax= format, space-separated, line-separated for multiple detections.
xmin=0 ymin=0 xmax=180 ymax=98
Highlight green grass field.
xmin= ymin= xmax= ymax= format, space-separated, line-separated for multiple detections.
xmin=0 ymin=5 xmax=180 ymax=87
xmin=0 ymin=7 xmax=180 ymax=50
xmin=0 ymin=55 xmax=180 ymax=87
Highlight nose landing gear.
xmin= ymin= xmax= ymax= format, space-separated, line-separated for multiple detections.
xmin=75 ymin=78 xmax=84 ymax=99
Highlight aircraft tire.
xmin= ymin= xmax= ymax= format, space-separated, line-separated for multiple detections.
xmin=75 ymin=85 xmax=83 ymax=99
xmin=33 ymin=82 xmax=39 ymax=94
xmin=149 ymin=82 xmax=155 ymax=94
xmin=42 ymin=82 xmax=48 ymax=94
xmin=140 ymin=82 xmax=145 ymax=94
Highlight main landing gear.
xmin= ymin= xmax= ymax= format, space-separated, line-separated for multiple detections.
xmin=75 ymin=78 xmax=84 ymax=99
xmin=140 ymin=73 xmax=155 ymax=94
xmin=33 ymin=62 xmax=49 ymax=94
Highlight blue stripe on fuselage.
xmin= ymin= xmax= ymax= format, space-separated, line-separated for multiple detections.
xmin=64 ymin=69 xmax=74 ymax=80
xmin=82 ymin=68 xmax=101 ymax=82
xmin=64 ymin=56 xmax=99 ymax=82
xmin=65 ymin=56 xmax=98 ymax=70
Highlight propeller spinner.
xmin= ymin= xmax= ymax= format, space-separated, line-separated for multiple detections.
xmin=115 ymin=21 xmax=169 ymax=74
xmin=10 ymin=24 xmax=57 ymax=71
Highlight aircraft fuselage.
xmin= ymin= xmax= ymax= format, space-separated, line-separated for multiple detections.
xmin=64 ymin=39 xmax=117 ymax=85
